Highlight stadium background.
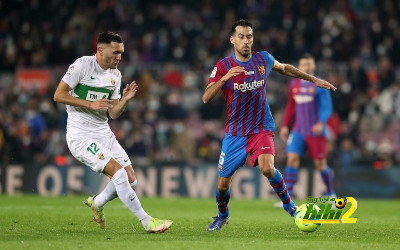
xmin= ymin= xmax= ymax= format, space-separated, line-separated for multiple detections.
xmin=1 ymin=0 xmax=400 ymax=199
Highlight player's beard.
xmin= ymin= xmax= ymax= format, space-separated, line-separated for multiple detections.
xmin=106 ymin=58 xmax=118 ymax=69
xmin=238 ymin=49 xmax=251 ymax=59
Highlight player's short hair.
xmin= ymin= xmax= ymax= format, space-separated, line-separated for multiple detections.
xmin=97 ymin=31 xmax=123 ymax=44
xmin=300 ymin=53 xmax=314 ymax=60
xmin=231 ymin=20 xmax=253 ymax=35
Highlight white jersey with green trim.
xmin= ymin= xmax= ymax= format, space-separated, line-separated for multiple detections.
xmin=62 ymin=55 xmax=122 ymax=138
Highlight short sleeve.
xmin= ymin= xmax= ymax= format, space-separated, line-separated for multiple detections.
xmin=207 ymin=60 xmax=226 ymax=86
xmin=110 ymin=71 xmax=122 ymax=100
xmin=61 ymin=58 xmax=85 ymax=89
xmin=260 ymin=51 xmax=275 ymax=74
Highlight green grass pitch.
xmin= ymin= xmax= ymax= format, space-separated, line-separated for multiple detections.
xmin=0 ymin=196 xmax=399 ymax=250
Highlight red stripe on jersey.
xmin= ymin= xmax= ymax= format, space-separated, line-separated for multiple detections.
xmin=253 ymin=52 xmax=267 ymax=133
xmin=225 ymin=89 xmax=233 ymax=133
xmin=241 ymin=92 xmax=250 ymax=135
xmin=258 ymin=85 xmax=266 ymax=132
xmin=312 ymin=98 xmax=319 ymax=135
xmin=232 ymin=91 xmax=242 ymax=135
xmin=250 ymin=87 xmax=261 ymax=133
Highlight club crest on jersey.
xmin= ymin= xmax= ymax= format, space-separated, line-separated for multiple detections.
xmin=110 ymin=78 xmax=116 ymax=85
xmin=97 ymin=152 xmax=105 ymax=160
xmin=67 ymin=65 xmax=75 ymax=75
xmin=308 ymin=87 xmax=315 ymax=93
xmin=257 ymin=66 xmax=265 ymax=75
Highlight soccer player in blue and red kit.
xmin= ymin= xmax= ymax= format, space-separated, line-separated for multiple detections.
xmin=202 ymin=20 xmax=336 ymax=232
xmin=280 ymin=54 xmax=335 ymax=199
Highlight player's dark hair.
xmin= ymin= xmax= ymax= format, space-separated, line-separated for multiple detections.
xmin=97 ymin=31 xmax=123 ymax=44
xmin=231 ymin=20 xmax=253 ymax=35
xmin=300 ymin=53 xmax=314 ymax=60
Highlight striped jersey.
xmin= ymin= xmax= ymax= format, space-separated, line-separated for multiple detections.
xmin=61 ymin=55 xmax=121 ymax=138
xmin=282 ymin=78 xmax=333 ymax=136
xmin=207 ymin=51 xmax=275 ymax=136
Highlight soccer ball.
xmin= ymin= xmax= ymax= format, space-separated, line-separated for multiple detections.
xmin=335 ymin=198 xmax=346 ymax=209
xmin=295 ymin=203 xmax=321 ymax=232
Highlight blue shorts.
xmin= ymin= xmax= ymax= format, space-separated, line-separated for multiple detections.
xmin=217 ymin=131 xmax=275 ymax=178
xmin=286 ymin=132 xmax=327 ymax=159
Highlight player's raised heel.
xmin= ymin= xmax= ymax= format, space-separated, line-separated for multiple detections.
xmin=207 ymin=216 xmax=229 ymax=232
xmin=84 ymin=196 xmax=106 ymax=229
xmin=145 ymin=218 xmax=173 ymax=233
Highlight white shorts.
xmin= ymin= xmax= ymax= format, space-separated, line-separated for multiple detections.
xmin=67 ymin=133 xmax=131 ymax=173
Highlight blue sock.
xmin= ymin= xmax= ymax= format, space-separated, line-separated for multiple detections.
xmin=269 ymin=170 xmax=296 ymax=216
xmin=321 ymin=166 xmax=335 ymax=195
xmin=216 ymin=189 xmax=230 ymax=218
xmin=284 ymin=166 xmax=298 ymax=198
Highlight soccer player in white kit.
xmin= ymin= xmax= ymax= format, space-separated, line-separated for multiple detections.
xmin=54 ymin=31 xmax=172 ymax=233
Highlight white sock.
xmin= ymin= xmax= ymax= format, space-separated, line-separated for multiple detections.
xmin=95 ymin=181 xmax=117 ymax=208
xmin=112 ymin=169 xmax=151 ymax=227
xmin=131 ymin=179 xmax=138 ymax=188
xmin=94 ymin=179 xmax=138 ymax=208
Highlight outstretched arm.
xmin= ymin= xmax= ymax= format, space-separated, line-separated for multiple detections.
xmin=272 ymin=60 xmax=337 ymax=91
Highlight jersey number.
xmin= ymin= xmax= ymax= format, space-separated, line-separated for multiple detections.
xmin=87 ymin=143 xmax=100 ymax=155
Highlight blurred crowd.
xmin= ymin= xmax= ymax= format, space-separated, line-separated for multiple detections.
xmin=1 ymin=0 xmax=400 ymax=170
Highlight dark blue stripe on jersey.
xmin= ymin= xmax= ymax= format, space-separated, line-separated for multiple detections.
xmin=248 ymin=55 xmax=261 ymax=134
xmin=221 ymin=57 xmax=231 ymax=71
xmin=253 ymin=52 xmax=264 ymax=134
xmin=311 ymin=95 xmax=317 ymax=136
xmin=305 ymin=91 xmax=310 ymax=136
xmin=301 ymin=100 xmax=306 ymax=135
xmin=255 ymin=52 xmax=268 ymax=133
xmin=239 ymin=89 xmax=249 ymax=136
xmin=230 ymin=85 xmax=237 ymax=134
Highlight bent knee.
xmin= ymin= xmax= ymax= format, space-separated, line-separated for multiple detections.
xmin=261 ymin=166 xmax=275 ymax=177
xmin=259 ymin=162 xmax=275 ymax=178
xmin=287 ymin=154 xmax=300 ymax=167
